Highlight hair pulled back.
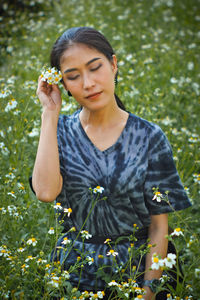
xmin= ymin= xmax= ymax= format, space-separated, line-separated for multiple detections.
xmin=50 ymin=27 xmax=126 ymax=111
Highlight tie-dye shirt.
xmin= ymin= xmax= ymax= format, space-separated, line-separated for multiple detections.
xmin=52 ymin=110 xmax=191 ymax=290
xmin=56 ymin=110 xmax=191 ymax=235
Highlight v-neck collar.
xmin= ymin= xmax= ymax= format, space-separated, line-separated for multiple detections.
xmin=77 ymin=111 xmax=131 ymax=155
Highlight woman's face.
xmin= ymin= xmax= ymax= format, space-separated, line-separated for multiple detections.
xmin=60 ymin=43 xmax=118 ymax=111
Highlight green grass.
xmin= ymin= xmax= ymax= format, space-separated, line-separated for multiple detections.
xmin=0 ymin=0 xmax=200 ymax=299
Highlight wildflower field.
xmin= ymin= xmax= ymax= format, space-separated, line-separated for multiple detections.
xmin=0 ymin=0 xmax=200 ymax=299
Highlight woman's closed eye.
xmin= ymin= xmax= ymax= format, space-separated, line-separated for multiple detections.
xmin=67 ymin=64 xmax=102 ymax=80
xmin=90 ymin=63 xmax=102 ymax=72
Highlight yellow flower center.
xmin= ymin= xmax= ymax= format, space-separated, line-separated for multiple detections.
xmin=153 ymin=257 xmax=159 ymax=263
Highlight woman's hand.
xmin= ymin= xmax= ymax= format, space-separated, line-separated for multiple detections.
xmin=36 ymin=76 xmax=62 ymax=114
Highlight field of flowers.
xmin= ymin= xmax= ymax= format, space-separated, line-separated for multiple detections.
xmin=0 ymin=0 xmax=200 ymax=299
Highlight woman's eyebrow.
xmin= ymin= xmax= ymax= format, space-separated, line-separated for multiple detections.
xmin=64 ymin=57 xmax=101 ymax=73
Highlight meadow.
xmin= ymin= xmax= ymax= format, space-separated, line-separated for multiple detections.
xmin=0 ymin=0 xmax=200 ymax=299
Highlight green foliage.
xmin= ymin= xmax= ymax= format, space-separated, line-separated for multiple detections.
xmin=0 ymin=0 xmax=200 ymax=299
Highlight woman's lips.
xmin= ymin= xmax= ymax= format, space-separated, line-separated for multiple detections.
xmin=86 ymin=91 xmax=102 ymax=100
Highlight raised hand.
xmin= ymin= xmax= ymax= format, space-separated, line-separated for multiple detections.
xmin=36 ymin=76 xmax=62 ymax=115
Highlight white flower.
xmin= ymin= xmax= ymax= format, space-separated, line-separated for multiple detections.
xmin=164 ymin=253 xmax=176 ymax=268
xmin=80 ymin=230 xmax=92 ymax=239
xmin=0 ymin=249 xmax=10 ymax=257
xmin=108 ymin=280 xmax=119 ymax=286
xmin=152 ymin=191 xmax=163 ymax=202
xmin=5 ymin=99 xmax=17 ymax=112
xmin=106 ymin=249 xmax=119 ymax=257
xmin=62 ymin=270 xmax=70 ymax=279
xmin=97 ymin=291 xmax=105 ymax=299
xmin=0 ymin=89 xmax=11 ymax=98
xmin=171 ymin=228 xmax=184 ymax=237
xmin=48 ymin=227 xmax=55 ymax=235
xmin=7 ymin=192 xmax=16 ymax=198
xmin=48 ymin=276 xmax=60 ymax=288
xmin=151 ymin=254 xmax=165 ymax=270
xmin=86 ymin=256 xmax=94 ymax=265
xmin=170 ymin=77 xmax=178 ymax=84
xmin=37 ymin=258 xmax=47 ymax=264
xmin=61 ymin=237 xmax=71 ymax=245
xmin=187 ymin=62 xmax=194 ymax=71
xmin=41 ymin=67 xmax=62 ymax=85
xmin=17 ymin=247 xmax=25 ymax=253
xmin=27 ymin=238 xmax=37 ymax=246
xmin=93 ymin=186 xmax=104 ymax=194
xmin=28 ymin=128 xmax=39 ymax=137
xmin=54 ymin=202 xmax=62 ymax=210
xmin=195 ymin=268 xmax=200 ymax=278
xmin=63 ymin=207 xmax=72 ymax=217
xmin=25 ymin=255 xmax=34 ymax=262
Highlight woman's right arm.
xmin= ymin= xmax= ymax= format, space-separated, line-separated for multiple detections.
xmin=32 ymin=77 xmax=63 ymax=202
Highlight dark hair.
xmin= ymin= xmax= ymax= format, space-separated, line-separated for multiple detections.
xmin=50 ymin=27 xmax=126 ymax=111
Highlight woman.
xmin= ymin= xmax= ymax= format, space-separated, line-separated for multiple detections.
xmin=30 ymin=27 xmax=191 ymax=299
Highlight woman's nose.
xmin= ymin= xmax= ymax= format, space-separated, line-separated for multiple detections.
xmin=83 ymin=73 xmax=95 ymax=89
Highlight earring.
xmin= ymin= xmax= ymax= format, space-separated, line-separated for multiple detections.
xmin=68 ymin=91 xmax=72 ymax=97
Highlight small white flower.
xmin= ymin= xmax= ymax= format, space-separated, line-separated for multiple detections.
xmin=164 ymin=253 xmax=176 ymax=268
xmin=48 ymin=227 xmax=55 ymax=235
xmin=63 ymin=207 xmax=72 ymax=217
xmin=7 ymin=192 xmax=16 ymax=198
xmin=80 ymin=230 xmax=92 ymax=239
xmin=25 ymin=255 xmax=34 ymax=262
xmin=61 ymin=237 xmax=71 ymax=245
xmin=108 ymin=280 xmax=119 ymax=286
xmin=86 ymin=256 xmax=94 ymax=265
xmin=93 ymin=186 xmax=104 ymax=194
xmin=171 ymin=228 xmax=184 ymax=237
xmin=152 ymin=191 xmax=163 ymax=202
xmin=97 ymin=291 xmax=105 ymax=299
xmin=187 ymin=62 xmax=194 ymax=71
xmin=62 ymin=270 xmax=70 ymax=279
xmin=41 ymin=67 xmax=62 ymax=85
xmin=27 ymin=238 xmax=37 ymax=246
xmin=195 ymin=268 xmax=200 ymax=278
xmin=17 ymin=247 xmax=25 ymax=253
xmin=54 ymin=202 xmax=62 ymax=210
xmin=151 ymin=254 xmax=164 ymax=270
xmin=170 ymin=77 xmax=178 ymax=84
xmin=5 ymin=99 xmax=17 ymax=112
xmin=106 ymin=249 xmax=119 ymax=257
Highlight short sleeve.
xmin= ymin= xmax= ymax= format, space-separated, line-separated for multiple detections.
xmin=144 ymin=125 xmax=192 ymax=215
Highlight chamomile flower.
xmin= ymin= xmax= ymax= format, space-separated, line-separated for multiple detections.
xmin=64 ymin=207 xmax=72 ymax=217
xmin=151 ymin=254 xmax=164 ymax=270
xmin=81 ymin=230 xmax=92 ymax=239
xmin=41 ymin=67 xmax=62 ymax=85
xmin=93 ymin=186 xmax=104 ymax=194
xmin=54 ymin=202 xmax=62 ymax=210
xmin=107 ymin=249 xmax=119 ymax=257
xmin=164 ymin=253 xmax=176 ymax=268
xmin=48 ymin=227 xmax=55 ymax=235
xmin=171 ymin=228 xmax=184 ymax=237
xmin=108 ymin=280 xmax=119 ymax=286
xmin=27 ymin=237 xmax=37 ymax=246
xmin=5 ymin=99 xmax=17 ymax=112
xmin=86 ymin=256 xmax=94 ymax=265
xmin=152 ymin=191 xmax=163 ymax=202
xmin=61 ymin=237 xmax=71 ymax=245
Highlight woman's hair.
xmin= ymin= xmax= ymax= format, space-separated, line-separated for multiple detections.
xmin=50 ymin=27 xmax=126 ymax=111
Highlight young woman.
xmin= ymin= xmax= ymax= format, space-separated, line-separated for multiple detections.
xmin=30 ymin=27 xmax=191 ymax=299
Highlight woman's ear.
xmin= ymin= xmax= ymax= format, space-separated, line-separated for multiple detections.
xmin=112 ymin=55 xmax=118 ymax=76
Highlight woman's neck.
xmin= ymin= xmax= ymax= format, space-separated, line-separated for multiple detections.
xmin=79 ymin=102 xmax=128 ymax=130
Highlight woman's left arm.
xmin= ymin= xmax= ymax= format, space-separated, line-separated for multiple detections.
xmin=143 ymin=213 xmax=169 ymax=300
